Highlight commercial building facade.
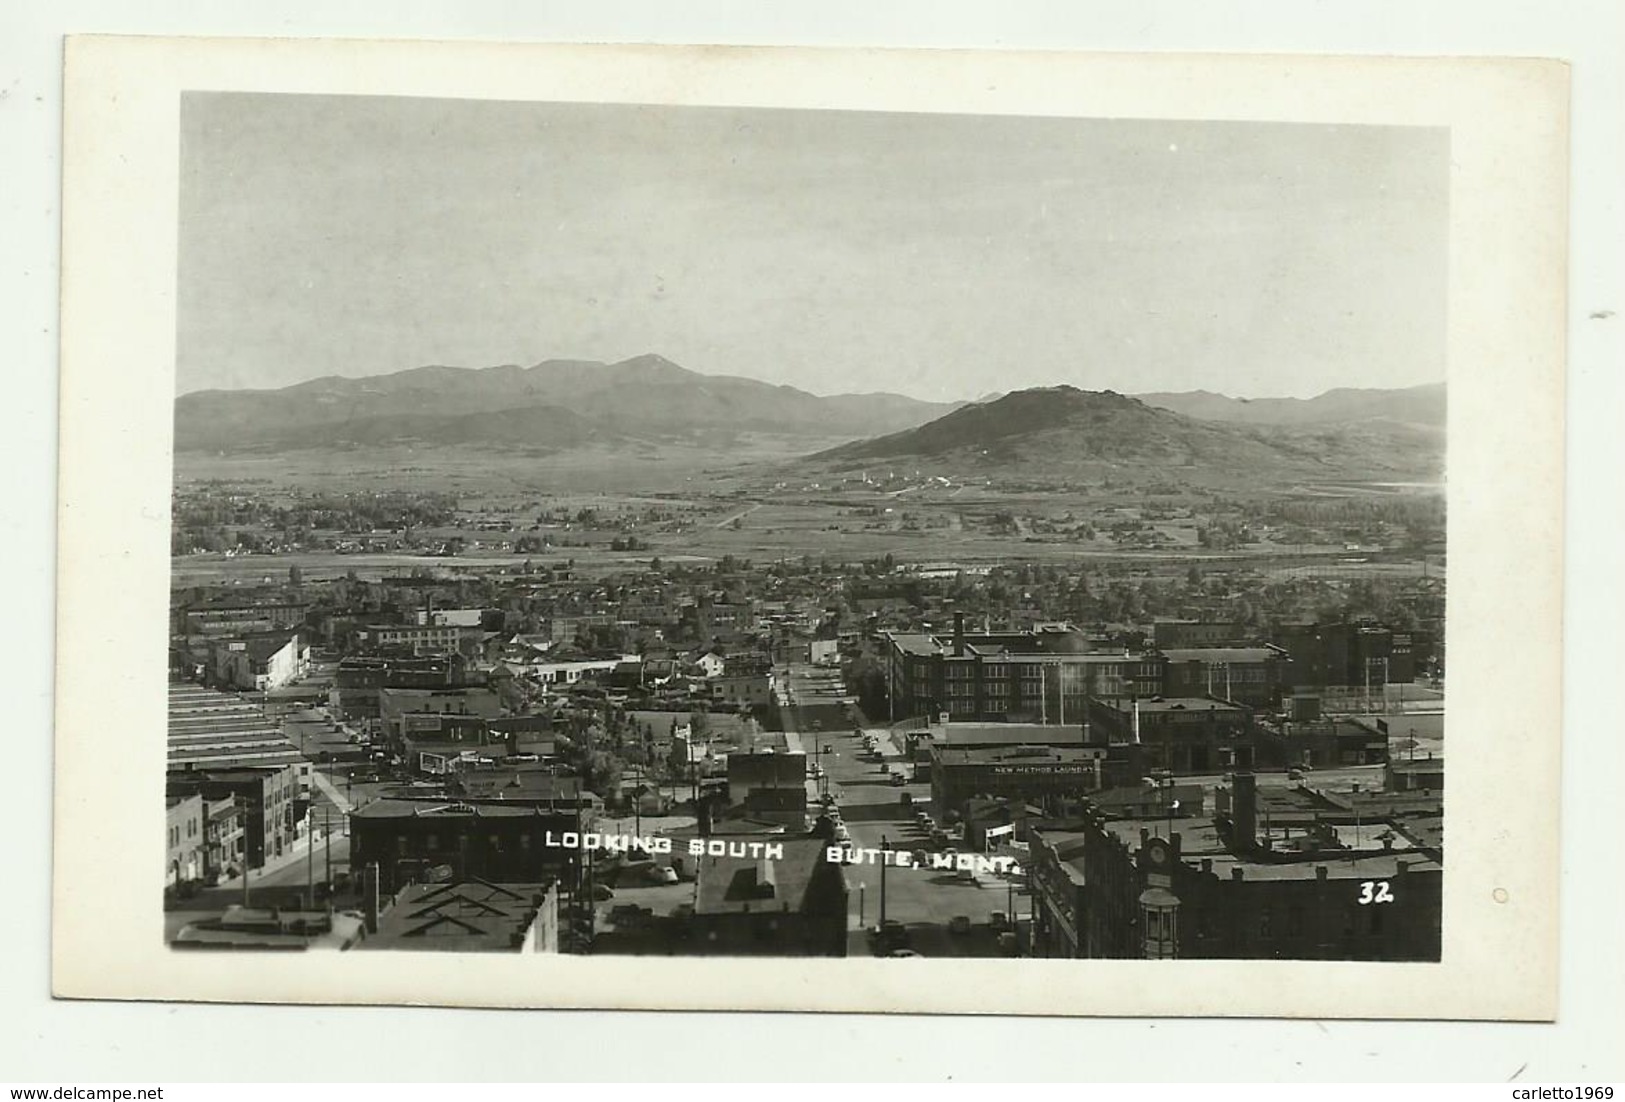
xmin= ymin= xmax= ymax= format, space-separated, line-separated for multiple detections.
xmin=166 ymin=763 xmax=303 ymax=870
xmin=165 ymin=793 xmax=204 ymax=889
xmin=1028 ymin=774 xmax=1442 ymax=961
xmin=347 ymin=799 xmax=585 ymax=896
xmin=1274 ymin=621 xmax=1423 ymax=690
xmin=1086 ymin=696 xmax=1257 ymax=774
xmin=930 ymin=744 xmax=1107 ymax=818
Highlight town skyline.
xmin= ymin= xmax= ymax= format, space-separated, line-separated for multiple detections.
xmin=178 ymin=94 xmax=1448 ymax=403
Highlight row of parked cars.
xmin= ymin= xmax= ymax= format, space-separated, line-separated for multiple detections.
xmin=913 ymin=807 xmax=953 ymax=850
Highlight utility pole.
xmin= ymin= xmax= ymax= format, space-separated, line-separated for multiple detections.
xmin=879 ymin=835 xmax=889 ymax=927
xmin=305 ymin=806 xmax=314 ymax=910
xmin=324 ymin=808 xmax=332 ymax=892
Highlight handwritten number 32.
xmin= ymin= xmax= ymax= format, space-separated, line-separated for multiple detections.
xmin=1357 ymin=880 xmax=1394 ymax=905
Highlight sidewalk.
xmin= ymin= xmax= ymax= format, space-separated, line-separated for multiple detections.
xmin=310 ymin=768 xmax=354 ymax=814
xmin=215 ymin=824 xmax=335 ymax=891
xmin=865 ymin=727 xmax=903 ymax=760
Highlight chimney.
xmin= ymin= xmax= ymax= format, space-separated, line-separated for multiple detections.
xmin=1232 ymin=771 xmax=1258 ymax=851
xmin=954 ymin=613 xmax=965 ymax=657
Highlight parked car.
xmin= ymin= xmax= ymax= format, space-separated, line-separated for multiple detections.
xmin=948 ymin=915 xmax=972 ymax=935
xmin=989 ymin=910 xmax=1011 ymax=932
xmin=889 ymin=772 xmax=906 ymax=787
xmin=899 ymin=791 xmax=913 ymax=805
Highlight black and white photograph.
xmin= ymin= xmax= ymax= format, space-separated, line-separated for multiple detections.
xmin=52 ymin=38 xmax=1567 ymax=1019
xmin=162 ymin=91 xmax=1450 ymax=961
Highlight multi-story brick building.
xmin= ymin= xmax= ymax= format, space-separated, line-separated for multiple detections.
xmin=690 ymin=595 xmax=758 ymax=642
xmin=347 ymin=799 xmax=586 ymax=896
xmin=885 ymin=617 xmax=1163 ymax=723
xmin=328 ymin=654 xmax=473 ymax=719
xmin=167 ymin=764 xmax=302 ymax=870
xmin=1028 ymin=773 xmax=1442 ymax=961
xmin=1158 ymin=646 xmax=1286 ymax=710
xmin=203 ymin=795 xmax=247 ymax=881
xmin=362 ymin=621 xmax=484 ymax=657
xmin=176 ymin=592 xmax=308 ymax=636
xmin=165 ymin=793 xmax=204 ymax=890
xmin=1273 ymin=621 xmax=1418 ymax=690
xmin=1150 ymin=620 xmax=1253 ymax=649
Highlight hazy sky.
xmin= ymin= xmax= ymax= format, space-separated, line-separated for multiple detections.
xmin=178 ymin=94 xmax=1448 ymax=402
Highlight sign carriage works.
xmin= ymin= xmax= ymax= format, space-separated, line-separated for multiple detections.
xmin=54 ymin=36 xmax=1566 ymax=1018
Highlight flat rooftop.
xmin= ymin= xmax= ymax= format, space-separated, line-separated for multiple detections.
xmin=1160 ymin=648 xmax=1279 ymax=663
xmin=1099 ymin=696 xmax=1248 ymax=715
xmin=1103 ymin=817 xmax=1442 ymax=882
xmin=936 ymin=745 xmax=1104 ymax=767
xmin=349 ymin=798 xmax=571 ymax=820
xmin=937 ymin=724 xmax=1091 ymax=748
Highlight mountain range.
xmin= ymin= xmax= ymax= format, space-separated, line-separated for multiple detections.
xmin=174 ymin=354 xmax=961 ymax=453
xmin=1136 ymin=383 xmax=1445 ymax=427
xmin=175 ymin=355 xmax=1444 ymax=485
xmin=810 ymin=385 xmax=1442 ymax=484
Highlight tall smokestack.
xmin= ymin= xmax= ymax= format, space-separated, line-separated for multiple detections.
xmin=954 ymin=613 xmax=965 ymax=657
xmin=1232 ymin=772 xmax=1258 ymax=851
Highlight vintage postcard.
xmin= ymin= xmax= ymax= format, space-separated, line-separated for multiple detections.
xmin=55 ymin=36 xmax=1567 ymax=1017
